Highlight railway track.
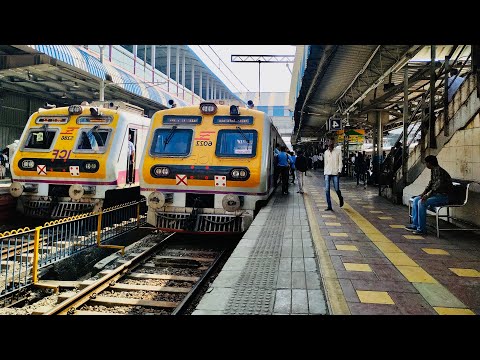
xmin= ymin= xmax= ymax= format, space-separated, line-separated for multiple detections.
xmin=42 ymin=233 xmax=228 ymax=315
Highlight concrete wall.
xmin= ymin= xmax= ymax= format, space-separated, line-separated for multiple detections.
xmin=403 ymin=113 xmax=480 ymax=227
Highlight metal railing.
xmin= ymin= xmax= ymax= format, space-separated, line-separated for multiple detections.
xmin=0 ymin=200 xmax=146 ymax=305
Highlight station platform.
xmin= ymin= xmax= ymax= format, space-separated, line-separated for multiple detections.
xmin=193 ymin=170 xmax=480 ymax=315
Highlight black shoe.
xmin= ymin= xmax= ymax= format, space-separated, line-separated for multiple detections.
xmin=405 ymin=225 xmax=416 ymax=232
xmin=324 ymin=207 xmax=333 ymax=211
xmin=339 ymin=196 xmax=344 ymax=207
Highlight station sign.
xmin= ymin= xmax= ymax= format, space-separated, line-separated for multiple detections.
xmin=328 ymin=117 xmax=343 ymax=131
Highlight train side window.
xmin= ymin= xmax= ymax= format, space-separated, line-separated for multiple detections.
xmin=150 ymin=128 xmax=193 ymax=156
xmin=23 ymin=129 xmax=57 ymax=150
xmin=75 ymin=128 xmax=111 ymax=153
xmin=215 ymin=129 xmax=257 ymax=158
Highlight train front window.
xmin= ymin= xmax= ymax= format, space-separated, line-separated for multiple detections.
xmin=215 ymin=129 xmax=257 ymax=157
xmin=150 ymin=128 xmax=193 ymax=156
xmin=24 ymin=129 xmax=57 ymax=150
xmin=75 ymin=128 xmax=110 ymax=153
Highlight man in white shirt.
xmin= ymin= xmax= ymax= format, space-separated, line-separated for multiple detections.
xmin=323 ymin=138 xmax=344 ymax=211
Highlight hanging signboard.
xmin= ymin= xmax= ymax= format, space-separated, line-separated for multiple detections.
xmin=336 ymin=129 xmax=365 ymax=144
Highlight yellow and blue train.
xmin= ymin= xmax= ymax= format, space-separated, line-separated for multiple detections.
xmin=9 ymin=101 xmax=150 ymax=218
xmin=140 ymin=102 xmax=285 ymax=234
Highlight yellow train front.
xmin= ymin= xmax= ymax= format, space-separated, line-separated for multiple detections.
xmin=140 ymin=102 xmax=283 ymax=234
xmin=9 ymin=101 xmax=150 ymax=218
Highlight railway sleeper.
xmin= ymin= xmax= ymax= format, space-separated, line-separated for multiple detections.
xmin=57 ymin=292 xmax=178 ymax=309
xmin=78 ymin=280 xmax=191 ymax=293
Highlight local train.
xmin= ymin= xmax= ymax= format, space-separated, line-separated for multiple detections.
xmin=139 ymin=101 xmax=286 ymax=234
xmin=9 ymin=101 xmax=150 ymax=218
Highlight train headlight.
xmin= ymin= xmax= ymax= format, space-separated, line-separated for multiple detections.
xmin=230 ymin=168 xmax=249 ymax=180
xmin=153 ymin=166 xmax=170 ymax=177
xmin=148 ymin=191 xmax=165 ymax=209
xmin=222 ymin=194 xmax=242 ymax=212
xmin=21 ymin=160 xmax=35 ymax=169
xmin=68 ymin=105 xmax=83 ymax=115
xmin=69 ymin=184 xmax=84 ymax=200
xmin=10 ymin=182 xmax=24 ymax=197
xmin=199 ymin=102 xmax=217 ymax=115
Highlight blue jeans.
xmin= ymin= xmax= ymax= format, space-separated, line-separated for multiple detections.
xmin=324 ymin=174 xmax=340 ymax=209
xmin=411 ymin=194 xmax=449 ymax=232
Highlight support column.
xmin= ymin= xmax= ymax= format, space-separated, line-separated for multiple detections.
xmin=444 ymin=55 xmax=450 ymax=137
xmin=176 ymin=45 xmax=180 ymax=97
xmin=206 ymin=76 xmax=210 ymax=100
xmin=133 ymin=45 xmax=138 ymax=75
xmin=377 ymin=112 xmax=383 ymax=196
xmin=429 ymin=45 xmax=437 ymax=149
xmin=199 ymin=69 xmax=203 ymax=99
xmin=402 ymin=66 xmax=409 ymax=185
xmin=191 ymin=62 xmax=195 ymax=104
xmin=182 ymin=51 xmax=186 ymax=100
xmin=151 ymin=45 xmax=156 ymax=83
xmin=167 ymin=45 xmax=171 ymax=93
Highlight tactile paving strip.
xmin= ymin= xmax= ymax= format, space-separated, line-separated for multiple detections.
xmin=224 ymin=196 xmax=288 ymax=314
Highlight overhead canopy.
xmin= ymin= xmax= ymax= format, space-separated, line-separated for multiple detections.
xmin=292 ymin=45 xmax=471 ymax=143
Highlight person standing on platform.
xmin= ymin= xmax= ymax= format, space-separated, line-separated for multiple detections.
xmin=295 ymin=150 xmax=308 ymax=194
xmin=273 ymin=143 xmax=281 ymax=186
xmin=405 ymin=155 xmax=452 ymax=235
xmin=277 ymin=146 xmax=291 ymax=195
xmin=323 ymin=138 xmax=344 ymax=211
xmin=318 ymin=151 xmax=324 ymax=169
xmin=289 ymin=151 xmax=296 ymax=184
xmin=127 ymin=133 xmax=135 ymax=184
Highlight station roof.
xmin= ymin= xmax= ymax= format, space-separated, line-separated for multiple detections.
xmin=292 ymin=45 xmax=471 ymax=143
xmin=0 ymin=45 xmax=243 ymax=114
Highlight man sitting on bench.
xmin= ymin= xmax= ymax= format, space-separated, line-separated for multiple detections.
xmin=405 ymin=155 xmax=453 ymax=235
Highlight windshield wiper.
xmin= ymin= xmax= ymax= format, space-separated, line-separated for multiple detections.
xmin=90 ymin=125 xmax=105 ymax=146
xmin=164 ymin=126 xmax=178 ymax=147
xmin=236 ymin=126 xmax=250 ymax=144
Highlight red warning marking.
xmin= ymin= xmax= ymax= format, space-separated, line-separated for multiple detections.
xmin=176 ymin=174 xmax=187 ymax=185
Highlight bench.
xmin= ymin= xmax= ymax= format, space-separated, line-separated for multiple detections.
xmin=408 ymin=180 xmax=480 ymax=238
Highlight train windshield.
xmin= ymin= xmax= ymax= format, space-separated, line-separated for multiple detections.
xmin=150 ymin=128 xmax=193 ymax=156
xmin=215 ymin=129 xmax=257 ymax=157
xmin=75 ymin=127 xmax=110 ymax=153
xmin=23 ymin=129 xmax=57 ymax=150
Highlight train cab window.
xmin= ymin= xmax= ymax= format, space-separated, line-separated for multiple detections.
xmin=23 ymin=129 xmax=57 ymax=150
xmin=150 ymin=128 xmax=193 ymax=156
xmin=75 ymin=128 xmax=110 ymax=153
xmin=215 ymin=129 xmax=257 ymax=157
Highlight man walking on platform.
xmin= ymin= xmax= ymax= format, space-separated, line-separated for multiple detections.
xmin=323 ymin=138 xmax=344 ymax=211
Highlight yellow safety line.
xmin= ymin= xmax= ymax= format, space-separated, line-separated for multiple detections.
xmin=329 ymin=190 xmax=472 ymax=313
xmin=304 ymin=192 xmax=351 ymax=315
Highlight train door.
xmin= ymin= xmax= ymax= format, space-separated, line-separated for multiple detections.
xmin=127 ymin=128 xmax=137 ymax=184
